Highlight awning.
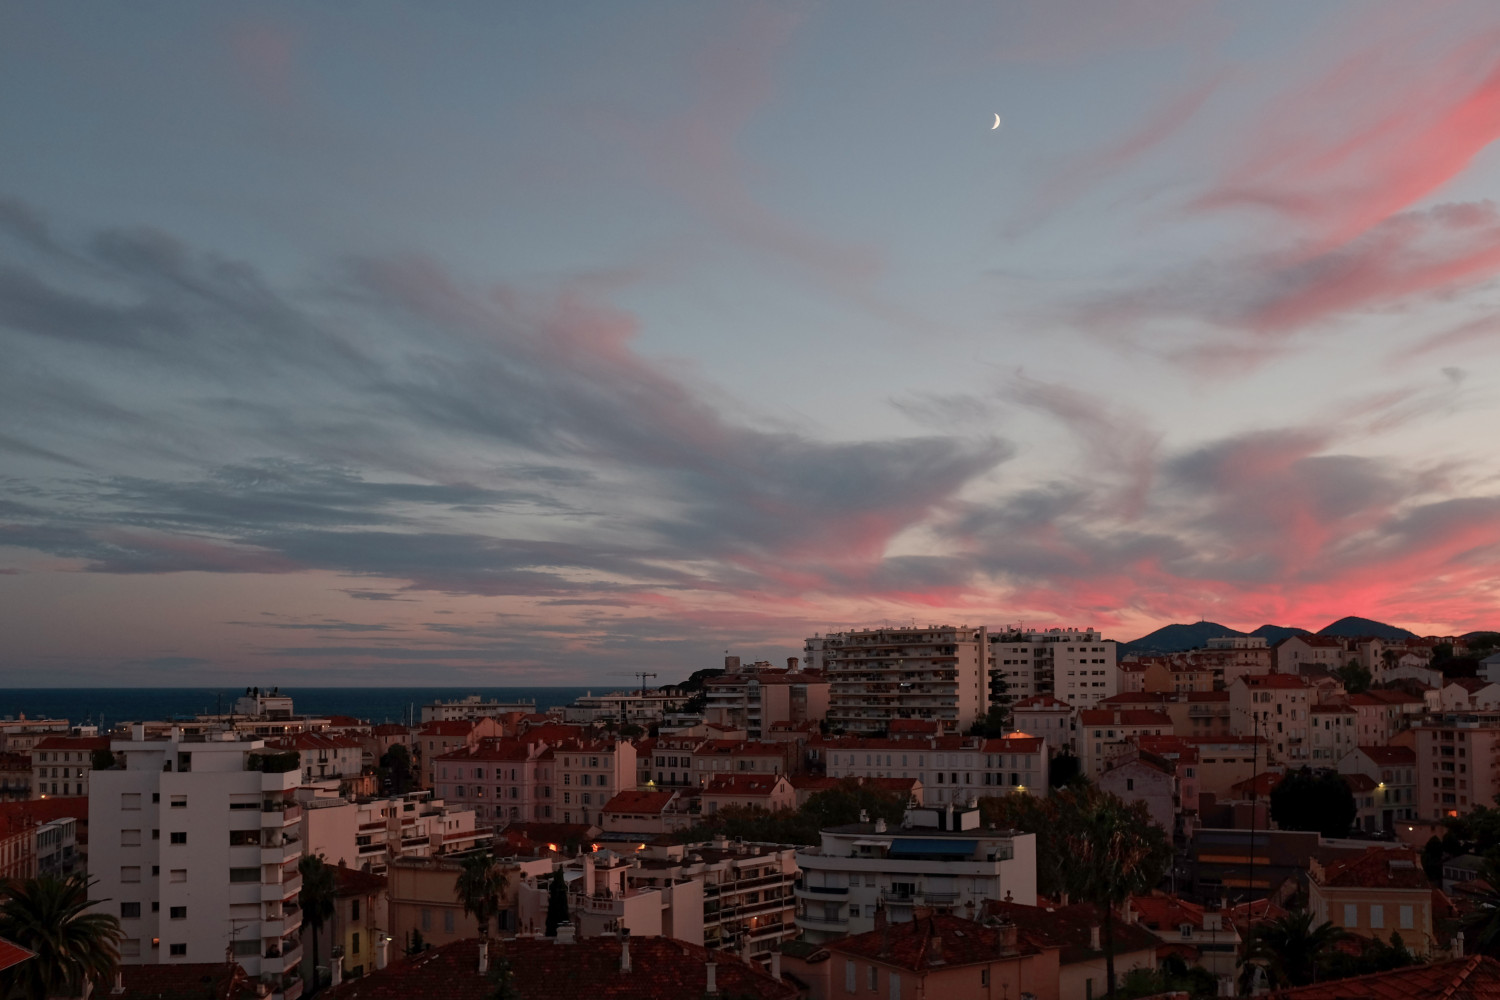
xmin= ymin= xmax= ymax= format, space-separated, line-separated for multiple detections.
xmin=887 ymin=838 xmax=977 ymax=857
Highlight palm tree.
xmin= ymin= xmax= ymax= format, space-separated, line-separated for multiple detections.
xmin=1061 ymin=788 xmax=1172 ymax=999
xmin=0 ymin=873 xmax=122 ymax=1000
xmin=454 ymin=852 xmax=507 ymax=939
xmin=1240 ymin=909 xmax=1345 ymax=988
xmin=298 ymin=855 xmax=338 ymax=989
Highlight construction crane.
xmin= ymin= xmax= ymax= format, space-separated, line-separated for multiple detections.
xmin=635 ymin=671 xmax=657 ymax=697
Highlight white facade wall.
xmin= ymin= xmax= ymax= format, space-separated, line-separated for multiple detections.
xmin=90 ymin=733 xmax=304 ymax=998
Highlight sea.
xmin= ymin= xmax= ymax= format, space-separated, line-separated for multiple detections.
xmin=0 ymin=687 xmax=597 ymax=728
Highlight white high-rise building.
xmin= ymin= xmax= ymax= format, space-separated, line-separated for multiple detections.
xmin=812 ymin=626 xmax=989 ymax=735
xmin=90 ymin=727 xmax=306 ymax=999
xmin=988 ymin=627 xmax=1119 ymax=710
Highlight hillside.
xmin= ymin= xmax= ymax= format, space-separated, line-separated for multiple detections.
xmin=1122 ymin=621 xmax=1244 ymax=655
xmin=1249 ymin=624 xmax=1310 ymax=644
xmin=1316 ymin=616 xmax=1417 ymax=641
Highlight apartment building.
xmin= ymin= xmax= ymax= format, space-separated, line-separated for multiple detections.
xmin=1078 ymin=709 xmax=1173 ymax=779
xmin=988 ymin=628 xmax=1118 ymax=710
xmin=1350 ymin=690 xmax=1425 ymax=743
xmin=642 ymin=735 xmax=707 ymax=789
xmin=413 ymin=718 xmax=504 ymax=789
xmin=1413 ymin=713 xmax=1500 ymax=819
xmin=814 ymin=625 xmax=989 ymax=735
xmin=30 ymin=735 xmax=110 ymax=798
xmin=825 ymin=914 xmax=1062 ymax=1000
xmin=0 ymin=752 xmax=30 ymax=801
xmin=701 ymin=774 xmax=796 ymax=814
xmin=299 ymin=789 xmax=485 ymax=873
xmin=0 ymin=719 xmax=72 ymax=754
xmin=703 ymin=666 xmax=830 ymax=739
xmin=691 ymin=740 xmax=793 ymax=787
xmin=1273 ymin=635 xmax=1349 ymax=673
xmin=554 ymin=738 xmax=638 ymax=827
xmin=433 ymin=738 xmax=552 ymax=826
xmin=1010 ymin=695 xmax=1076 ymax=755
xmin=1309 ymin=848 xmax=1446 ymax=956
xmin=267 ymin=733 xmax=363 ymax=786
xmin=819 ymin=735 xmax=1048 ymax=804
xmin=90 ymin=728 xmax=306 ymax=1000
xmin=419 ymin=695 xmax=537 ymax=724
xmin=1309 ymin=704 xmax=1358 ymax=763
xmin=1229 ymin=674 xmax=1313 ymax=763
xmin=562 ymin=689 xmax=690 ymax=726
xmin=793 ymin=805 xmax=1037 ymax=942
xmin=1337 ymin=745 xmax=1418 ymax=831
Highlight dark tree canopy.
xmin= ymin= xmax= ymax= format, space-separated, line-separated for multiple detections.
xmin=1049 ymin=751 xmax=1082 ymax=789
xmin=545 ymin=869 xmax=570 ymax=937
xmin=1269 ymin=767 xmax=1356 ymax=838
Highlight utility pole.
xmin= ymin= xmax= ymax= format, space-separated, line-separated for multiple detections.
xmin=1247 ymin=710 xmax=1260 ymax=915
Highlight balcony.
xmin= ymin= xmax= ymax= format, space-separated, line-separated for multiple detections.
xmin=793 ymin=884 xmax=848 ymax=899
xmin=262 ymin=836 xmax=301 ymax=865
xmin=794 ymin=913 xmax=847 ymax=932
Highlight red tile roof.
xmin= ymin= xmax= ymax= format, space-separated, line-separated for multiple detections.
xmin=332 ymin=864 xmax=388 ymax=898
xmin=1131 ymin=735 xmax=1201 ymax=763
xmin=1355 ymin=745 xmax=1416 ymax=766
xmin=1237 ymin=674 xmax=1311 ymax=689
xmin=828 ymin=914 xmax=1046 ymax=971
xmin=985 ymin=901 xmax=1161 ymax=964
xmin=435 ymin=738 xmax=546 ymax=762
xmin=1012 ymin=695 xmax=1073 ymax=709
xmin=979 ymin=736 xmax=1045 ymax=754
xmin=1129 ymin=894 xmax=1208 ymax=932
xmin=1078 ymin=709 xmax=1173 ymax=727
xmin=110 ymin=962 xmax=252 ymax=999
xmin=324 ymin=936 xmax=797 ymax=1000
xmin=31 ymin=736 xmax=111 ymax=752
xmin=0 ymin=938 xmax=34 ymax=974
xmin=0 ymin=797 xmax=89 ymax=835
xmin=1265 ymin=955 xmax=1500 ymax=999
xmin=268 ymin=732 xmax=363 ymax=751
xmin=789 ymin=775 xmax=838 ymax=791
xmin=1315 ymin=847 xmax=1430 ymax=890
xmin=417 ymin=721 xmax=480 ymax=737
xmin=1343 ymin=773 xmax=1379 ymax=793
xmin=372 ymin=724 xmax=411 ymax=737
xmin=602 ymin=790 xmax=679 ymax=816
xmin=702 ymin=774 xmax=786 ymax=797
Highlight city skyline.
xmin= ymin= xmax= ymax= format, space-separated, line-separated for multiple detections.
xmin=3 ymin=2 xmax=1500 ymax=686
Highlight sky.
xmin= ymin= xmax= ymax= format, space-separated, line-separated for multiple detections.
xmin=3 ymin=1 xmax=1500 ymax=688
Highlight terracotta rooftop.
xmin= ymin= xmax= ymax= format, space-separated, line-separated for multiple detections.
xmin=371 ymin=723 xmax=410 ymax=736
xmin=0 ymin=938 xmax=33 ymax=974
xmin=702 ymin=774 xmax=786 ymax=797
xmin=268 ymin=732 xmax=363 ymax=751
xmin=985 ymin=901 xmax=1161 ymax=965
xmin=1131 ymin=735 xmax=1201 ymax=762
xmin=979 ymin=736 xmax=1044 ymax=753
xmin=324 ymin=936 xmax=797 ymax=1000
xmin=602 ymin=790 xmax=679 ymax=815
xmin=417 ymin=720 xmax=481 ymax=737
xmin=1265 ymin=955 xmax=1500 ymax=999
xmin=828 ymin=914 xmax=1046 ymax=971
xmin=1315 ymin=847 xmax=1430 ymax=890
xmin=436 ymin=738 xmax=546 ymax=762
xmin=1011 ymin=695 xmax=1073 ymax=709
xmin=31 ymin=735 xmax=111 ymax=752
xmin=1078 ymin=709 xmax=1173 ymax=727
xmin=1355 ymin=745 xmax=1416 ymax=766
xmin=1238 ymin=674 xmax=1311 ymax=689
xmin=1343 ymin=773 xmax=1378 ymax=793
xmin=332 ymin=864 xmax=388 ymax=898
xmin=110 ymin=962 xmax=252 ymax=999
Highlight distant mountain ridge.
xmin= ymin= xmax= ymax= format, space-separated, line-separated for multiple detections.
xmin=1122 ymin=617 xmax=1416 ymax=654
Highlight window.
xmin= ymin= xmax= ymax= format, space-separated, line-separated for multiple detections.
xmin=121 ymin=866 xmax=141 ymax=883
xmin=352 ymin=931 xmax=361 ymax=954
xmin=233 ymin=940 xmax=259 ymax=957
xmin=421 ymin=908 xmax=431 ymax=931
xmin=867 ymin=965 xmax=877 ymax=991
xmin=352 ymin=899 xmax=361 ymax=921
xmin=170 ymin=795 xmax=187 ymax=808
xmin=121 ymin=793 xmax=141 ymax=810
xmin=169 ymin=943 xmax=186 ymax=956
xmin=121 ymin=939 xmax=141 ymax=958
xmin=229 ymin=830 xmax=259 ymax=846
xmin=170 ymin=906 xmax=186 ymax=919
xmin=121 ymin=829 xmax=141 ymax=847
xmin=845 ymin=959 xmax=857 ymax=993
xmin=1344 ymin=903 xmax=1358 ymax=927
xmin=1369 ymin=904 xmax=1384 ymax=929
xmin=889 ymin=972 xmax=901 ymax=1000
xmin=170 ymin=869 xmax=186 ymax=882
xmin=229 ymin=868 xmax=259 ymax=883
xmin=169 ymin=831 xmax=186 ymax=844
xmin=443 ymin=910 xmax=454 ymax=933
xmin=121 ymin=902 xmax=141 ymax=919
xmin=1400 ymin=905 xmax=1414 ymax=929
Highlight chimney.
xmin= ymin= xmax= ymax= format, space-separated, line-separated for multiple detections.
xmin=111 ymin=971 xmax=124 ymax=995
xmin=1089 ymin=924 xmax=1101 ymax=951
xmin=927 ymin=924 xmax=944 ymax=965
xmin=555 ymin=922 xmax=576 ymax=944
xmin=478 ymin=939 xmax=489 ymax=974
xmin=787 ymin=657 xmax=799 ymax=672
xmin=770 ymin=950 xmax=782 ymax=981
xmin=376 ymin=933 xmax=389 ymax=970
xmin=874 ymin=818 xmax=887 ymax=833
xmin=705 ymin=961 xmax=719 ymax=996
xmin=131 ymin=723 xmax=145 ymax=742
xmin=859 ymin=809 xmax=870 ymax=824
xmin=331 ymin=957 xmax=343 ymax=988
xmin=618 ymin=927 xmax=631 ymax=973
xmin=998 ymin=922 xmax=1019 ymax=956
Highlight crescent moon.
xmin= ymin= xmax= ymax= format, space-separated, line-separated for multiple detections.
xmin=992 ymin=113 xmax=1002 ymax=130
